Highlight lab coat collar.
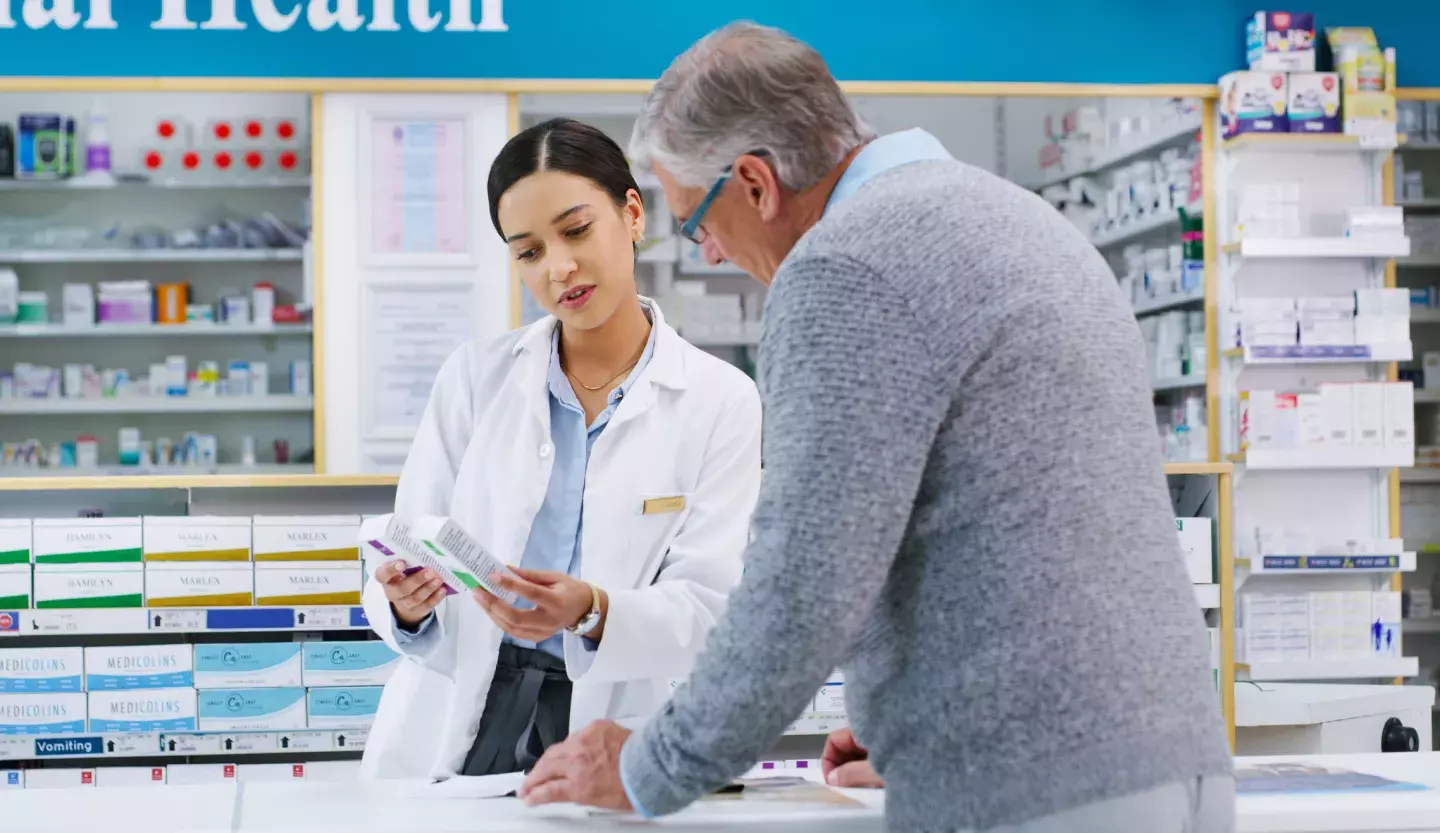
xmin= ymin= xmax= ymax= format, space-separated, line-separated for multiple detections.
xmin=510 ymin=297 xmax=687 ymax=429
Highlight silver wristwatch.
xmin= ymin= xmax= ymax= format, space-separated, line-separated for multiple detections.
xmin=569 ymin=581 xmax=602 ymax=637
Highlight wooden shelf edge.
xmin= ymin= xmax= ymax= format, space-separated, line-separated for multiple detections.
xmin=0 ymin=474 xmax=399 ymax=491
xmin=1164 ymin=462 xmax=1234 ymax=476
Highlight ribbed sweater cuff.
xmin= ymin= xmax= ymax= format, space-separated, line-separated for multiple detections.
xmin=619 ymin=728 xmax=699 ymax=818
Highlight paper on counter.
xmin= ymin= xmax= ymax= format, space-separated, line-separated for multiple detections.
xmin=397 ymin=771 xmax=526 ymax=799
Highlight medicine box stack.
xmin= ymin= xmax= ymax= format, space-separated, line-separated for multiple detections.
xmin=84 ymin=645 xmax=196 ymax=732
xmin=143 ymin=516 xmax=254 ymax=607
xmin=1239 ymin=382 xmax=1413 ymax=453
xmin=252 ymin=516 xmax=363 ymax=606
xmin=0 ymin=519 xmax=30 ymax=608
xmin=1238 ymin=591 xmax=1401 ymax=663
xmin=1232 ymin=291 xmax=1410 ymax=349
xmin=1176 ymin=517 xmax=1214 ymax=585
xmin=31 ymin=518 xmax=143 ymax=609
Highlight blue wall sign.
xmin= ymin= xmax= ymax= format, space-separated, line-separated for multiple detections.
xmin=0 ymin=1 xmax=1436 ymax=87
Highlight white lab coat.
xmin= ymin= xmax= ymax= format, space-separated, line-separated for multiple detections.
xmin=359 ymin=302 xmax=763 ymax=780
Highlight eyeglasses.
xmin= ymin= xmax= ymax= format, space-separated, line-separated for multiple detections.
xmin=677 ymin=150 xmax=768 ymax=245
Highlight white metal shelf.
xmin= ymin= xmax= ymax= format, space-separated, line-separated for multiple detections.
xmin=1030 ymin=117 xmax=1202 ymax=190
xmin=1237 ymin=552 xmax=1416 ymax=574
xmin=1222 ymin=238 xmax=1411 ymax=259
xmin=0 ymin=323 xmax=312 ymax=338
xmin=1134 ymin=289 xmax=1204 ymax=317
xmin=1222 ymin=134 xmax=1391 ymax=154
xmin=1153 ymin=374 xmax=1206 ymax=393
xmin=0 ymin=464 xmax=313 ymax=479
xmin=1241 ymin=657 xmax=1419 ymax=681
xmin=0 ymin=396 xmax=313 ymax=415
xmin=0 ymin=728 xmax=368 ymax=763
xmin=1089 ymin=210 xmax=1180 ymax=250
xmin=0 ymin=176 xmax=310 ymax=192
xmin=0 ymin=606 xmax=369 ymax=636
xmin=0 ymin=249 xmax=303 ymax=264
xmin=1226 ymin=343 xmax=1413 ymax=364
xmin=1236 ymin=447 xmax=1414 ymax=470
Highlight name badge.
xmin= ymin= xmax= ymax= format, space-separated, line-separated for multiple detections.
xmin=643 ymin=496 xmax=686 ymax=515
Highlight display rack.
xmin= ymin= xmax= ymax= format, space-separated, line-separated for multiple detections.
xmin=1215 ymin=122 xmax=1415 ymax=690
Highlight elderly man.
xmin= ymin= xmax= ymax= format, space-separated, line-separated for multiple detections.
xmin=520 ymin=21 xmax=1233 ymax=833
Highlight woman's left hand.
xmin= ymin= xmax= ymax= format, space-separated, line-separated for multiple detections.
xmin=473 ymin=568 xmax=603 ymax=643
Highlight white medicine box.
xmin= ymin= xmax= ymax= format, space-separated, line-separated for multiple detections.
xmin=32 ymin=518 xmax=142 ymax=566
xmin=0 ymin=519 xmax=30 ymax=565
xmin=1175 ymin=518 xmax=1214 ymax=584
xmin=143 ymin=516 xmax=252 ymax=562
xmin=252 ymin=516 xmax=361 ymax=563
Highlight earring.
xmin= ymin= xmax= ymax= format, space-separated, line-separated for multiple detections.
xmin=634 ymin=232 xmax=645 ymax=244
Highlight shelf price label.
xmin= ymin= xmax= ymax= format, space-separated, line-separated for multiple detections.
xmin=150 ymin=610 xmax=207 ymax=632
xmin=1352 ymin=120 xmax=1399 ymax=150
xmin=332 ymin=728 xmax=369 ymax=750
xmin=0 ymin=737 xmax=32 ymax=760
xmin=278 ymin=732 xmax=329 ymax=752
xmin=294 ymin=607 xmax=349 ymax=630
xmin=105 ymin=734 xmax=153 ymax=756
xmin=222 ymin=733 xmax=278 ymax=754
xmin=160 ymin=734 xmax=223 ymax=755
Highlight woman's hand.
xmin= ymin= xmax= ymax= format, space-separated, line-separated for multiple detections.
xmin=474 ymin=568 xmax=607 ymax=644
xmin=822 ymin=728 xmax=884 ymax=788
xmin=375 ymin=560 xmax=447 ymax=630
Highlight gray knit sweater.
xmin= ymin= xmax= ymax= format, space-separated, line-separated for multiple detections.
xmin=620 ymin=159 xmax=1232 ymax=831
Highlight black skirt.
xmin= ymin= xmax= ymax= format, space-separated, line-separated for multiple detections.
xmin=461 ymin=643 xmax=573 ymax=776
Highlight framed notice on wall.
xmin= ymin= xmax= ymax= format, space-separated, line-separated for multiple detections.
xmin=361 ymin=114 xmax=474 ymax=267
xmin=362 ymin=282 xmax=474 ymax=439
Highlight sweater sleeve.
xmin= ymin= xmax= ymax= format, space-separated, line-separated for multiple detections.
xmin=619 ymin=254 xmax=951 ymax=815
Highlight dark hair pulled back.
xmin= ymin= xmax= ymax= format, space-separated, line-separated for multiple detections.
xmin=486 ymin=118 xmax=641 ymax=239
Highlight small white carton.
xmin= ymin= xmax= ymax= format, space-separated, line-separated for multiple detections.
xmin=813 ymin=671 xmax=845 ymax=713
xmin=0 ymin=519 xmax=30 ymax=566
xmin=236 ymin=763 xmax=307 ymax=782
xmin=252 ymin=515 xmax=360 ymax=562
xmin=1175 ymin=518 xmax=1214 ymax=584
xmin=87 ymin=689 xmax=197 ymax=733
xmin=32 ymin=517 xmax=142 ymax=566
xmin=23 ymin=768 xmax=94 ymax=788
xmin=194 ymin=643 xmax=302 ymax=689
xmin=0 ymin=564 xmax=30 ymax=609
xmin=32 ymin=564 xmax=144 ymax=609
xmin=302 ymin=642 xmax=399 ymax=687
xmin=94 ymin=766 xmax=167 ymax=787
xmin=1384 ymin=382 xmax=1415 ymax=448
xmin=0 ymin=647 xmax=83 ymax=693
xmin=1319 ymin=383 xmax=1355 ymax=447
xmin=0 ymin=692 xmax=87 ymax=735
xmin=167 ymin=763 xmax=237 ymax=785
xmin=84 ymin=645 xmax=193 ymax=690
xmin=253 ymin=562 xmax=362 ymax=606
xmin=142 ymin=515 xmax=252 ymax=562
xmin=1352 ymin=383 xmax=1386 ymax=448
xmin=145 ymin=562 xmax=255 ymax=607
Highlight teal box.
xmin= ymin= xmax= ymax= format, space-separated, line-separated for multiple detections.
xmin=306 ymin=686 xmax=382 ymax=729
xmin=197 ymin=687 xmax=306 ymax=732
xmin=302 ymin=642 xmax=398 ymax=687
xmin=194 ymin=644 xmax=302 ymax=689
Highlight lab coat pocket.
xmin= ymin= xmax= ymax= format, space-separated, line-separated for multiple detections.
xmin=627 ymin=493 xmax=692 ymax=589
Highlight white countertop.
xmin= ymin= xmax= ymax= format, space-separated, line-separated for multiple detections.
xmin=1238 ymin=683 xmax=1437 ymax=726
xmin=8 ymin=753 xmax=1440 ymax=833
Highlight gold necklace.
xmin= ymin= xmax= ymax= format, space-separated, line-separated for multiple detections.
xmin=564 ymin=341 xmax=647 ymax=392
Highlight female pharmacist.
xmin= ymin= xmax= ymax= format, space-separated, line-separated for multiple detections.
xmin=358 ymin=119 xmax=763 ymax=780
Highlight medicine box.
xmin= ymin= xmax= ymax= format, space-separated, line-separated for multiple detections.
xmin=166 ymin=763 xmax=236 ymax=785
xmin=0 ymin=519 xmax=30 ymax=565
xmin=0 ymin=692 xmax=87 ymax=735
xmin=1175 ymin=518 xmax=1214 ymax=584
xmin=1319 ymin=384 xmax=1355 ymax=447
xmin=1220 ymin=71 xmax=1289 ymax=138
xmin=306 ymin=686 xmax=383 ymax=729
xmin=142 ymin=516 xmax=252 ymax=562
xmin=197 ymin=687 xmax=307 ymax=732
xmin=32 ymin=564 xmax=144 ymax=609
xmin=304 ymin=760 xmax=362 ymax=782
xmin=252 ymin=515 xmax=360 ymax=562
xmin=195 ymin=643 xmax=302 ymax=689
xmin=145 ymin=562 xmax=255 ymax=607
xmin=0 ymin=564 xmax=30 ymax=609
xmin=94 ymin=766 xmax=167 ymax=787
xmin=1287 ymin=73 xmax=1340 ymax=133
xmin=302 ymin=642 xmax=399 ymax=687
xmin=253 ymin=562 xmax=362 ymax=606
xmin=1246 ymin=11 xmax=1317 ymax=71
xmin=84 ymin=645 xmax=193 ymax=690
xmin=32 ymin=517 xmax=142 ymax=565
xmin=236 ymin=763 xmax=307 ymax=782
xmin=87 ymin=689 xmax=197 ymax=733
xmin=411 ymin=515 xmax=520 ymax=604
xmin=23 ymin=768 xmax=94 ymax=788
xmin=0 ymin=647 xmax=83 ymax=693
xmin=813 ymin=674 xmax=845 ymax=714
xmin=1353 ymin=383 xmax=1386 ymax=448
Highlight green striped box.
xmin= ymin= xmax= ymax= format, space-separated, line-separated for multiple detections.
xmin=33 ymin=564 xmax=144 ymax=609
xmin=0 ymin=519 xmax=30 ymax=566
xmin=33 ymin=518 xmax=142 ymax=565
xmin=0 ymin=564 xmax=30 ymax=609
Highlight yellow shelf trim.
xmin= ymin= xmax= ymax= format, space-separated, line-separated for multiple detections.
xmin=0 ymin=474 xmax=398 ymax=491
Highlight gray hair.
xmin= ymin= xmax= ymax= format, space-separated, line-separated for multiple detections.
xmin=630 ymin=21 xmax=875 ymax=190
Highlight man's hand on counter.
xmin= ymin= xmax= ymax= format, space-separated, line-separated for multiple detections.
xmin=822 ymin=728 xmax=885 ymax=788
xmin=520 ymin=720 xmax=634 ymax=811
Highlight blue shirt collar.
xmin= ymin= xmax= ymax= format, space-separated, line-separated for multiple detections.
xmin=824 ymin=128 xmax=954 ymax=216
xmin=547 ymin=301 xmax=658 ymax=411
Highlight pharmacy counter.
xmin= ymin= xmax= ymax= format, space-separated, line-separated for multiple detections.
xmin=1238 ymin=753 xmax=1440 ymax=832
xmin=1236 ymin=683 xmax=1436 ymax=756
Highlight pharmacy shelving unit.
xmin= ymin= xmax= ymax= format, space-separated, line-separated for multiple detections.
xmin=0 ymin=90 xmax=316 ymax=478
xmin=1215 ymin=130 xmax=1417 ymax=691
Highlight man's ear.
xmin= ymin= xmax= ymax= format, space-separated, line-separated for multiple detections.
xmin=733 ymin=154 xmax=781 ymax=220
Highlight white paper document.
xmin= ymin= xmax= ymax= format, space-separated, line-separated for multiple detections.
xmin=403 ymin=771 xmax=525 ymax=799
